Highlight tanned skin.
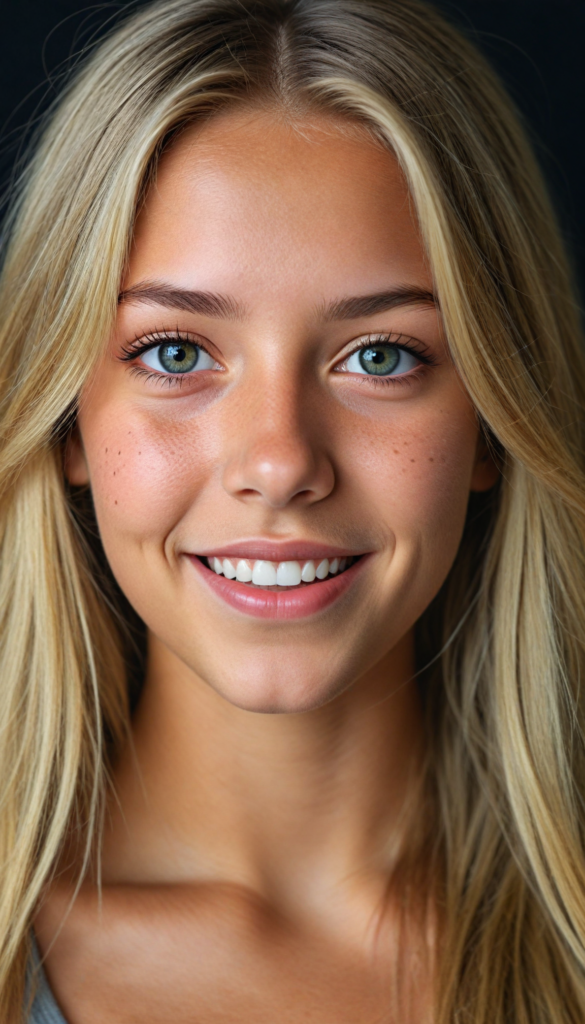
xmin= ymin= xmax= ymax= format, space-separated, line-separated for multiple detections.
xmin=35 ymin=109 xmax=497 ymax=1024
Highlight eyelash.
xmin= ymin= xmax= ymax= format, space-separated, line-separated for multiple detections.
xmin=119 ymin=330 xmax=216 ymax=388
xmin=119 ymin=331 xmax=436 ymax=388
xmin=338 ymin=333 xmax=435 ymax=388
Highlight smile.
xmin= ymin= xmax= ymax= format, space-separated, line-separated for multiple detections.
xmin=204 ymin=555 xmax=357 ymax=588
xmin=188 ymin=550 xmax=368 ymax=620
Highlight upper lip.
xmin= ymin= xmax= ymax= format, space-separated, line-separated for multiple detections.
xmin=191 ymin=540 xmax=367 ymax=562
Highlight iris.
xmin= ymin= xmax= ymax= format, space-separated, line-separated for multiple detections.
xmin=358 ymin=345 xmax=400 ymax=376
xmin=158 ymin=342 xmax=199 ymax=373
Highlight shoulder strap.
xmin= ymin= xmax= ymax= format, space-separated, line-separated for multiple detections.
xmin=25 ymin=939 xmax=68 ymax=1024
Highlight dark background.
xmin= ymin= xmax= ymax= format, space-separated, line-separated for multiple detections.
xmin=0 ymin=0 xmax=583 ymax=296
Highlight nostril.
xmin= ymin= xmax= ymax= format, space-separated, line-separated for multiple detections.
xmin=234 ymin=486 xmax=315 ymax=508
xmin=291 ymin=488 xmax=316 ymax=503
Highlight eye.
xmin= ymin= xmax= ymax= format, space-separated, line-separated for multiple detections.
xmin=345 ymin=343 xmax=420 ymax=377
xmin=141 ymin=341 xmax=216 ymax=374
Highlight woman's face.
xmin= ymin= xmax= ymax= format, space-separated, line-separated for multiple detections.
xmin=69 ymin=110 xmax=495 ymax=713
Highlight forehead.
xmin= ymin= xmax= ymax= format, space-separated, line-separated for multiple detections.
xmin=126 ymin=108 xmax=430 ymax=300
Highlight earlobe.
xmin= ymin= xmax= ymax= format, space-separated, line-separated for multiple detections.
xmin=469 ymin=435 xmax=500 ymax=493
xmin=64 ymin=426 xmax=90 ymax=485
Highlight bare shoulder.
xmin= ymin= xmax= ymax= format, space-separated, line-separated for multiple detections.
xmin=34 ymin=881 xmax=428 ymax=1024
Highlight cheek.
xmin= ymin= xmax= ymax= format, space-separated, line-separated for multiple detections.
xmin=78 ymin=404 xmax=220 ymax=550
xmin=343 ymin=398 xmax=478 ymax=559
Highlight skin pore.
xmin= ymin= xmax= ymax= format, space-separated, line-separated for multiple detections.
xmin=35 ymin=109 xmax=497 ymax=1023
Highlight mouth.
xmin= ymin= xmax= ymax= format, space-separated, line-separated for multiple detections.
xmin=187 ymin=549 xmax=369 ymax=620
xmin=201 ymin=554 xmax=360 ymax=590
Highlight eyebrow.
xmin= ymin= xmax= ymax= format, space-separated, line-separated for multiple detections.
xmin=322 ymin=287 xmax=437 ymax=321
xmin=118 ymin=281 xmax=436 ymax=322
xmin=118 ymin=282 xmax=243 ymax=319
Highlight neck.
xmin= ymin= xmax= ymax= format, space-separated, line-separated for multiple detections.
xmin=103 ymin=630 xmax=425 ymax=924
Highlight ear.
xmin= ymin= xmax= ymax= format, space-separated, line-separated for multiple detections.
xmin=469 ymin=432 xmax=500 ymax=493
xmin=64 ymin=425 xmax=90 ymax=485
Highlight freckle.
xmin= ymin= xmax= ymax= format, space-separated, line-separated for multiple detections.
xmin=410 ymin=458 xmax=415 ymax=462
xmin=393 ymin=449 xmax=399 ymax=454
xmin=115 ymin=500 xmax=118 ymax=505
xmin=118 ymin=450 xmax=121 ymax=455
xmin=105 ymin=448 xmax=108 ymax=453
xmin=429 ymin=457 xmax=434 ymax=462
xmin=113 ymin=471 xmax=116 ymax=476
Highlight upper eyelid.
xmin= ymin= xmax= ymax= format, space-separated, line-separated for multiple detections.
xmin=119 ymin=330 xmax=217 ymax=363
xmin=335 ymin=333 xmax=434 ymax=366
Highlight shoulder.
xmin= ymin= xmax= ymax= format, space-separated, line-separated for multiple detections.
xmin=32 ymin=879 xmax=271 ymax=1022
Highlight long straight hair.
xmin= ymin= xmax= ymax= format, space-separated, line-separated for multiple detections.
xmin=1 ymin=1 xmax=584 ymax=1020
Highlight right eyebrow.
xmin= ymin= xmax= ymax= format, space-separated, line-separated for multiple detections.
xmin=118 ymin=281 xmax=244 ymax=320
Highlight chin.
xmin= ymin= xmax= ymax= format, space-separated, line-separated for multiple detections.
xmin=206 ymin=660 xmax=351 ymax=715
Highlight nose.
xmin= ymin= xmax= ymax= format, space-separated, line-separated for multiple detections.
xmin=221 ymin=380 xmax=335 ymax=509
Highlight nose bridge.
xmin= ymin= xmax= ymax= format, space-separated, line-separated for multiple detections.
xmin=221 ymin=361 xmax=334 ymax=508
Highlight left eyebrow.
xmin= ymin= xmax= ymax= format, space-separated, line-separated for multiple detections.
xmin=322 ymin=288 xmax=437 ymax=321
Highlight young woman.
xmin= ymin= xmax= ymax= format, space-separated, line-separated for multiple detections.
xmin=1 ymin=0 xmax=584 ymax=1020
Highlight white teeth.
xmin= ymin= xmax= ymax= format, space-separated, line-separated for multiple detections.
xmin=252 ymin=560 xmax=277 ymax=586
xmin=276 ymin=561 xmax=302 ymax=586
xmin=236 ymin=559 xmax=253 ymax=582
xmin=206 ymin=555 xmax=354 ymax=586
xmin=222 ymin=558 xmax=237 ymax=579
xmin=301 ymin=560 xmax=316 ymax=582
xmin=315 ymin=559 xmax=330 ymax=580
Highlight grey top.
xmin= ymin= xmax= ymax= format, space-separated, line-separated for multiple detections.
xmin=25 ymin=942 xmax=67 ymax=1024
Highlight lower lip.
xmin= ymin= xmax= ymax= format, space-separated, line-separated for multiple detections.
xmin=187 ymin=555 xmax=368 ymax=620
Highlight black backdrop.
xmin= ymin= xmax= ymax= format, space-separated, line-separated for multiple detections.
xmin=1 ymin=0 xmax=583 ymax=294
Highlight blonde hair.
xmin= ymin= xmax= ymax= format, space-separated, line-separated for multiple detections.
xmin=1 ymin=0 xmax=584 ymax=1019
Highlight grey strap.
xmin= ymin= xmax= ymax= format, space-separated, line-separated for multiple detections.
xmin=25 ymin=940 xmax=68 ymax=1024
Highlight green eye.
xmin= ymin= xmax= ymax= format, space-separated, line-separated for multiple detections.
xmin=141 ymin=341 xmax=216 ymax=374
xmin=159 ymin=342 xmax=199 ymax=373
xmin=358 ymin=345 xmax=400 ymax=375
xmin=345 ymin=343 xmax=419 ymax=377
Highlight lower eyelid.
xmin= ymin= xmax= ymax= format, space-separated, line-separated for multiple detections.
xmin=128 ymin=366 xmax=210 ymax=391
